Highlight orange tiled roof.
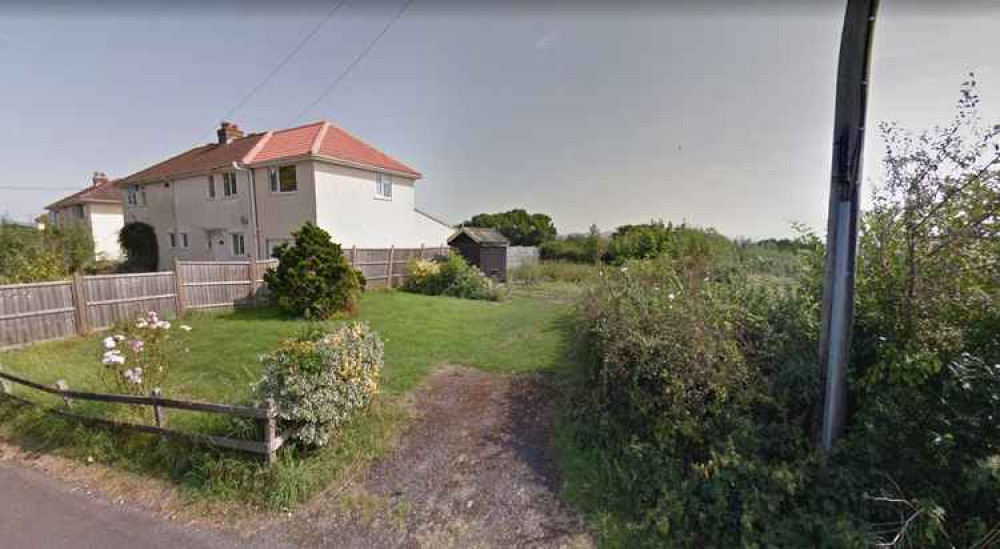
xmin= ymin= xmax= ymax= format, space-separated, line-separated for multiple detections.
xmin=119 ymin=121 xmax=419 ymax=185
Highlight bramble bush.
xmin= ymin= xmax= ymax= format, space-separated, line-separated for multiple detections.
xmin=264 ymin=223 xmax=365 ymax=319
xmin=255 ymin=322 xmax=383 ymax=448
xmin=403 ymin=253 xmax=501 ymax=301
xmin=567 ymin=79 xmax=999 ymax=547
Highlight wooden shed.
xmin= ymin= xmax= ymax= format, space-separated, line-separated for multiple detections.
xmin=448 ymin=227 xmax=510 ymax=282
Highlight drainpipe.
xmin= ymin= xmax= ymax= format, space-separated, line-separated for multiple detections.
xmin=168 ymin=178 xmax=178 ymax=265
xmin=232 ymin=162 xmax=261 ymax=260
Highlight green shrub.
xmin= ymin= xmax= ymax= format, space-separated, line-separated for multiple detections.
xmin=118 ymin=221 xmax=158 ymax=272
xmin=255 ymin=322 xmax=383 ymax=448
xmin=604 ymin=221 xmax=734 ymax=265
xmin=0 ymin=222 xmax=95 ymax=283
xmin=403 ymin=253 xmax=501 ymax=301
xmin=263 ymin=223 xmax=364 ymax=319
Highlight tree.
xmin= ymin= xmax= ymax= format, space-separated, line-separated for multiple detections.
xmin=461 ymin=209 xmax=556 ymax=246
xmin=0 ymin=221 xmax=94 ymax=283
xmin=263 ymin=222 xmax=364 ymax=319
xmin=119 ymin=222 xmax=159 ymax=272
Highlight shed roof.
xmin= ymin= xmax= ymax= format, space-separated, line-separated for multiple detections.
xmin=448 ymin=227 xmax=509 ymax=246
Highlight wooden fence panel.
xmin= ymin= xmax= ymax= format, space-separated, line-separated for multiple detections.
xmin=84 ymin=272 xmax=177 ymax=329
xmin=180 ymin=261 xmax=254 ymax=309
xmin=0 ymin=281 xmax=76 ymax=347
xmin=0 ymin=247 xmax=452 ymax=348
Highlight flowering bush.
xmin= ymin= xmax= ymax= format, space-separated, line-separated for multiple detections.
xmin=98 ymin=310 xmax=192 ymax=395
xmin=255 ymin=322 xmax=383 ymax=448
xmin=403 ymin=253 xmax=501 ymax=301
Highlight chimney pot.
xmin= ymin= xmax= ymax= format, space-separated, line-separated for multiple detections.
xmin=92 ymin=172 xmax=109 ymax=186
xmin=217 ymin=121 xmax=244 ymax=145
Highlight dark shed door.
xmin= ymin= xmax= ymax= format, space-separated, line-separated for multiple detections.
xmin=479 ymin=246 xmax=507 ymax=282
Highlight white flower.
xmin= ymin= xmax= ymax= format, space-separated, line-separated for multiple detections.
xmin=103 ymin=337 xmax=117 ymax=349
xmin=114 ymin=334 xmax=125 ymax=341
xmin=123 ymin=368 xmax=143 ymax=384
xmin=179 ymin=325 xmax=192 ymax=332
xmin=668 ymin=293 xmax=676 ymax=300
xmin=158 ymin=321 xmax=171 ymax=330
xmin=102 ymin=350 xmax=125 ymax=366
xmin=620 ymin=267 xmax=628 ymax=273
xmin=136 ymin=320 xmax=148 ymax=328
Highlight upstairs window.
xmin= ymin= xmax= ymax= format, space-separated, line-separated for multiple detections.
xmin=222 ymin=172 xmax=238 ymax=197
xmin=269 ymin=165 xmax=298 ymax=193
xmin=231 ymin=233 xmax=246 ymax=256
xmin=181 ymin=233 xmax=189 ymax=248
xmin=127 ymin=185 xmax=140 ymax=206
xmin=207 ymin=175 xmax=216 ymax=199
xmin=73 ymin=204 xmax=85 ymax=218
xmin=169 ymin=232 xmax=176 ymax=248
xmin=376 ymin=172 xmax=393 ymax=199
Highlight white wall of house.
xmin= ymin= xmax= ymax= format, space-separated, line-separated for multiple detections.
xmin=252 ymin=161 xmax=318 ymax=257
xmin=49 ymin=202 xmax=124 ymax=261
xmin=123 ymin=170 xmax=257 ymax=267
xmin=89 ymin=202 xmax=124 ymax=260
xmin=122 ymin=159 xmax=452 ymax=265
xmin=312 ymin=161 xmax=451 ymax=248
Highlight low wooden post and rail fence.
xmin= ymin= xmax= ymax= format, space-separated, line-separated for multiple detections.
xmin=0 ymin=366 xmax=284 ymax=465
xmin=0 ymin=245 xmax=450 ymax=349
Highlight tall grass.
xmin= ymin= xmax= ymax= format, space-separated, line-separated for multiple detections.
xmin=508 ymin=261 xmax=600 ymax=285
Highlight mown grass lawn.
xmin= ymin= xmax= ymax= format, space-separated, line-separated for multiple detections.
xmin=0 ymin=287 xmax=578 ymax=510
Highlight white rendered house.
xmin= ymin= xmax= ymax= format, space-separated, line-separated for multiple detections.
xmin=46 ymin=172 xmax=124 ymax=261
xmin=117 ymin=121 xmax=452 ymax=267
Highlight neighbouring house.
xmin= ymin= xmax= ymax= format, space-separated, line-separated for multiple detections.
xmin=46 ymin=172 xmax=125 ymax=260
xmin=448 ymin=227 xmax=509 ymax=281
xmin=116 ymin=121 xmax=453 ymax=267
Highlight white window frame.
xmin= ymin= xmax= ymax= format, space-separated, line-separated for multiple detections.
xmin=266 ymin=238 xmax=292 ymax=258
xmin=127 ymin=185 xmax=140 ymax=206
xmin=375 ymin=172 xmax=393 ymax=200
xmin=207 ymin=175 xmax=216 ymax=199
xmin=222 ymin=172 xmax=238 ymax=198
xmin=269 ymin=165 xmax=298 ymax=194
xmin=231 ymin=233 xmax=246 ymax=256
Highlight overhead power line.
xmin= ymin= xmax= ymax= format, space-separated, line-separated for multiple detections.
xmin=0 ymin=186 xmax=80 ymax=191
xmin=218 ymin=0 xmax=348 ymax=124
xmin=291 ymin=0 xmax=415 ymax=124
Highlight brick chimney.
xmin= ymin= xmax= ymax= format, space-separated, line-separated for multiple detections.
xmin=217 ymin=121 xmax=244 ymax=144
xmin=92 ymin=171 xmax=109 ymax=186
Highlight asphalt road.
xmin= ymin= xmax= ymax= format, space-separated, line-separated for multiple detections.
xmin=0 ymin=463 xmax=268 ymax=549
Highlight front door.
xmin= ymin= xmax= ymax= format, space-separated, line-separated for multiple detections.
xmin=208 ymin=231 xmax=227 ymax=260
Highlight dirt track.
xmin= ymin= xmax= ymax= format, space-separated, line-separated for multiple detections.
xmin=266 ymin=366 xmax=592 ymax=548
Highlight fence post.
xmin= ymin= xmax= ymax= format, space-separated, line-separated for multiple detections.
xmin=173 ymin=258 xmax=187 ymax=318
xmin=419 ymin=243 xmax=425 ymax=259
xmin=70 ymin=272 xmax=89 ymax=335
xmin=351 ymin=245 xmax=357 ymax=266
xmin=55 ymin=380 xmax=72 ymax=408
xmin=248 ymin=260 xmax=258 ymax=303
xmin=263 ymin=397 xmax=277 ymax=467
xmin=0 ymin=366 xmax=12 ymax=396
xmin=386 ymin=246 xmax=395 ymax=288
xmin=150 ymin=388 xmax=166 ymax=428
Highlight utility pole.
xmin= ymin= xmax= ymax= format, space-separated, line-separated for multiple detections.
xmin=818 ymin=0 xmax=879 ymax=451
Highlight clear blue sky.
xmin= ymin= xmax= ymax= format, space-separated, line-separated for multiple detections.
xmin=2 ymin=1 xmax=998 ymax=238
